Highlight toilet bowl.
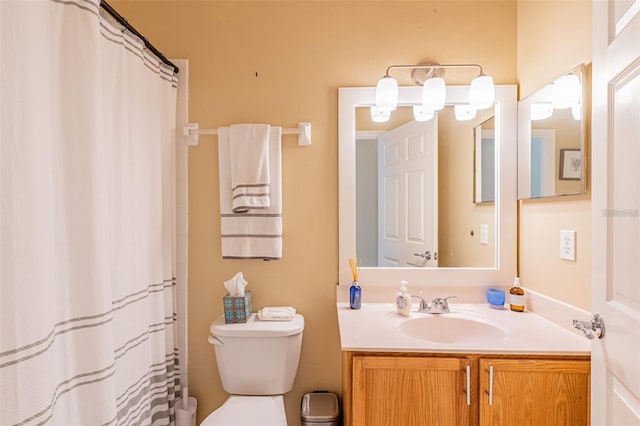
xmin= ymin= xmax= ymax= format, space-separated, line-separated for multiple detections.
xmin=202 ymin=313 xmax=304 ymax=425
xmin=200 ymin=395 xmax=286 ymax=426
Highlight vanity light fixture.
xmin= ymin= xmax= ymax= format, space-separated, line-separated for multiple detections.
xmin=571 ymin=102 xmax=582 ymax=121
xmin=375 ymin=76 xmax=399 ymax=112
xmin=374 ymin=63 xmax=495 ymax=123
xmin=422 ymin=76 xmax=446 ymax=111
xmin=551 ymin=74 xmax=581 ymax=109
xmin=530 ymin=102 xmax=554 ymax=121
xmin=413 ymin=105 xmax=435 ymax=122
xmin=469 ymin=74 xmax=496 ymax=110
xmin=370 ymin=106 xmax=391 ymax=123
xmin=454 ymin=104 xmax=477 ymax=121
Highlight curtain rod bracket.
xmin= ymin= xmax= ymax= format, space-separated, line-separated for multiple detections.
xmin=183 ymin=123 xmax=200 ymax=146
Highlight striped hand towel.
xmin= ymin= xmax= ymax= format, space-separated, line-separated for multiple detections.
xmin=229 ymin=124 xmax=271 ymax=213
xmin=218 ymin=126 xmax=282 ymax=259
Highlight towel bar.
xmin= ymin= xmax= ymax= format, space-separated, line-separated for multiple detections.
xmin=183 ymin=122 xmax=311 ymax=147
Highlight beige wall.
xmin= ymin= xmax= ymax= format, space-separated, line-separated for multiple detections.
xmin=111 ymin=1 xmax=516 ymax=424
xmin=517 ymin=0 xmax=592 ymax=309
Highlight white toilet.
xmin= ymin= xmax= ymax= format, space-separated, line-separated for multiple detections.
xmin=201 ymin=313 xmax=305 ymax=426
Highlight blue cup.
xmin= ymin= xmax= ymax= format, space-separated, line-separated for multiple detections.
xmin=487 ymin=288 xmax=505 ymax=309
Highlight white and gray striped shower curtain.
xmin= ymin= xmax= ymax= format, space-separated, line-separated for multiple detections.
xmin=1 ymin=0 xmax=180 ymax=424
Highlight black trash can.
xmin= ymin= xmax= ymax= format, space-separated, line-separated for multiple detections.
xmin=301 ymin=391 xmax=340 ymax=426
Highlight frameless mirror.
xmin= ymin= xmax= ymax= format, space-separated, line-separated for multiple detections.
xmin=339 ymin=85 xmax=518 ymax=286
xmin=517 ymin=64 xmax=587 ymax=199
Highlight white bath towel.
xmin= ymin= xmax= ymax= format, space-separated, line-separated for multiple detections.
xmin=258 ymin=306 xmax=296 ymax=321
xmin=229 ymin=124 xmax=271 ymax=213
xmin=219 ymin=126 xmax=282 ymax=259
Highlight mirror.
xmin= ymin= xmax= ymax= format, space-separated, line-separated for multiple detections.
xmin=518 ymin=64 xmax=587 ymax=199
xmin=339 ymin=85 xmax=518 ymax=286
xmin=355 ymin=106 xmax=496 ymax=268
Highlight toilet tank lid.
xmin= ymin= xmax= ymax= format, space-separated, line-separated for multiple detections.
xmin=211 ymin=313 xmax=304 ymax=337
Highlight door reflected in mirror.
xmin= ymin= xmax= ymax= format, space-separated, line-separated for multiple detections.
xmin=355 ymin=105 xmax=496 ymax=268
xmin=518 ymin=64 xmax=587 ymax=199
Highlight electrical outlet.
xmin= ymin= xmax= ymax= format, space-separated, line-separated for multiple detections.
xmin=560 ymin=230 xmax=576 ymax=261
xmin=480 ymin=224 xmax=489 ymax=245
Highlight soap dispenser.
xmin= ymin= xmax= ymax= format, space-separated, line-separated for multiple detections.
xmin=396 ymin=281 xmax=412 ymax=316
xmin=509 ymin=277 xmax=525 ymax=312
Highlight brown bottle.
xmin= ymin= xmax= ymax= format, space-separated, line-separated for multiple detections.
xmin=509 ymin=277 xmax=525 ymax=312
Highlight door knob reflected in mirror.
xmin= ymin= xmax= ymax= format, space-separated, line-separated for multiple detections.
xmin=413 ymin=251 xmax=432 ymax=261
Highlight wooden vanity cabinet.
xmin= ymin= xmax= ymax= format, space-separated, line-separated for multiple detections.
xmin=479 ymin=359 xmax=591 ymax=426
xmin=343 ymin=352 xmax=478 ymax=426
xmin=343 ymin=352 xmax=590 ymax=426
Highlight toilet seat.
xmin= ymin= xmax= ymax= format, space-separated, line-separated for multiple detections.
xmin=200 ymin=395 xmax=286 ymax=426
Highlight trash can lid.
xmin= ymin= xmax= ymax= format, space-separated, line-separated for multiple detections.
xmin=301 ymin=392 xmax=340 ymax=422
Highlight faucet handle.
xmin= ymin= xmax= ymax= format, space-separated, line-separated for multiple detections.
xmin=411 ymin=295 xmax=429 ymax=311
xmin=432 ymin=295 xmax=456 ymax=303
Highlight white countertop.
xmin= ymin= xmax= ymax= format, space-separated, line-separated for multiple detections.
xmin=337 ymin=302 xmax=590 ymax=355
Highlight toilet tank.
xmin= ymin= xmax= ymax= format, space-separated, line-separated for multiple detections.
xmin=209 ymin=313 xmax=304 ymax=395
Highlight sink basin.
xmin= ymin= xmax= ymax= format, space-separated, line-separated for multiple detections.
xmin=399 ymin=314 xmax=508 ymax=345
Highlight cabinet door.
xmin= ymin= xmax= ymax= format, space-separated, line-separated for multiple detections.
xmin=479 ymin=359 xmax=590 ymax=426
xmin=352 ymin=355 xmax=474 ymax=426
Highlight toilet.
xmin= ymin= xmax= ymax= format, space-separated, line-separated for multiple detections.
xmin=201 ymin=313 xmax=305 ymax=425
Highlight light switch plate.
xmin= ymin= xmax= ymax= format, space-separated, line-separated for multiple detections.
xmin=480 ymin=224 xmax=489 ymax=245
xmin=560 ymin=230 xmax=576 ymax=261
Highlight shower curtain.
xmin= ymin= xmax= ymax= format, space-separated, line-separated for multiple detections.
xmin=1 ymin=1 xmax=180 ymax=424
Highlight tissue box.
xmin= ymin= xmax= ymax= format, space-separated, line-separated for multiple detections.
xmin=223 ymin=291 xmax=252 ymax=323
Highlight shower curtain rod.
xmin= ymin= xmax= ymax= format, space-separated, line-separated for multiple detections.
xmin=100 ymin=0 xmax=179 ymax=74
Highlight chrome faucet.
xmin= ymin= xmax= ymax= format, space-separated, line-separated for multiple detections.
xmin=412 ymin=295 xmax=456 ymax=313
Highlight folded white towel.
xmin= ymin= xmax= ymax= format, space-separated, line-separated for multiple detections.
xmin=229 ymin=124 xmax=271 ymax=213
xmin=218 ymin=126 xmax=282 ymax=259
xmin=258 ymin=306 xmax=296 ymax=321
xmin=260 ymin=306 xmax=296 ymax=314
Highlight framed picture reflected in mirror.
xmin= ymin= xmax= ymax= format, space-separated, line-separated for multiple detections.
xmin=560 ymin=148 xmax=581 ymax=180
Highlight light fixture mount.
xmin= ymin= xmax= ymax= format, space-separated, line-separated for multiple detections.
xmin=410 ymin=64 xmax=445 ymax=86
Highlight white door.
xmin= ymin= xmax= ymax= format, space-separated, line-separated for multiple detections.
xmin=378 ymin=119 xmax=438 ymax=267
xmin=591 ymin=0 xmax=640 ymax=424
xmin=530 ymin=129 xmax=556 ymax=198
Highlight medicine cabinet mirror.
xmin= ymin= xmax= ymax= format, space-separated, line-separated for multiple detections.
xmin=339 ymin=85 xmax=517 ymax=286
xmin=517 ymin=64 xmax=587 ymax=199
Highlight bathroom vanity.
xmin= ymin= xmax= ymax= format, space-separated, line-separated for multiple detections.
xmin=337 ymin=302 xmax=590 ymax=426
xmin=337 ymin=83 xmax=590 ymax=425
